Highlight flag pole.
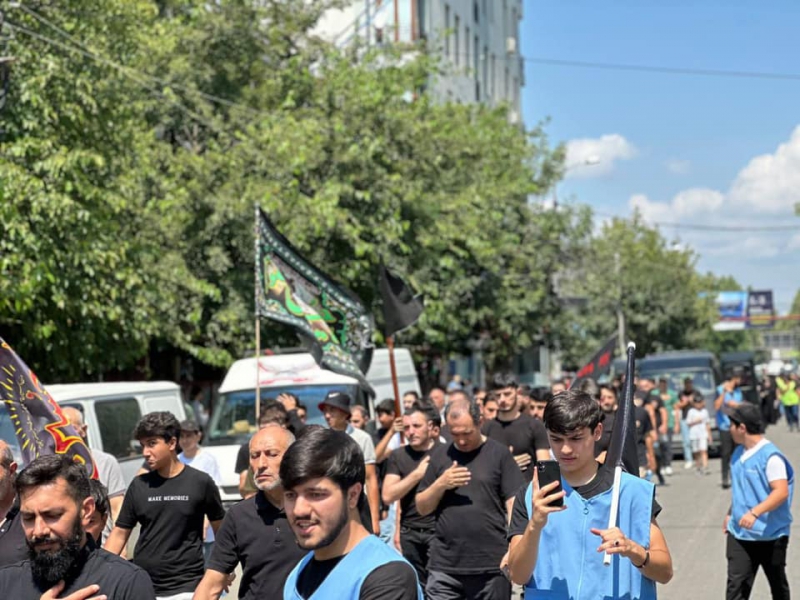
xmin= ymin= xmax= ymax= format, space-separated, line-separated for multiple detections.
xmin=604 ymin=341 xmax=636 ymax=566
xmin=254 ymin=204 xmax=262 ymax=423
xmin=387 ymin=336 xmax=404 ymax=443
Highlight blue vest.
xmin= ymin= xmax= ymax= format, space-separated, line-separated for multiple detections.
xmin=716 ymin=386 xmax=742 ymax=431
xmin=523 ymin=472 xmax=657 ymax=600
xmin=283 ymin=534 xmax=423 ymax=600
xmin=728 ymin=442 xmax=794 ymax=541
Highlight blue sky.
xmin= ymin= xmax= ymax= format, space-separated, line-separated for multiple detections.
xmin=521 ymin=0 xmax=800 ymax=313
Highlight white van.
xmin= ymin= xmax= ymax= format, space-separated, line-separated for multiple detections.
xmin=204 ymin=352 xmax=373 ymax=504
xmin=47 ymin=381 xmax=186 ymax=486
xmin=366 ymin=347 xmax=421 ymax=402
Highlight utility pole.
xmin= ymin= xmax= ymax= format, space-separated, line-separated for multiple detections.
xmin=615 ymin=251 xmax=626 ymax=356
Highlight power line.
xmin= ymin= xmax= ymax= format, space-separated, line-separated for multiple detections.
xmin=594 ymin=212 xmax=800 ymax=233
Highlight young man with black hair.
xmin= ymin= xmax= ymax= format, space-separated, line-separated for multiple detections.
xmin=483 ymin=373 xmax=550 ymax=482
xmin=507 ymin=389 xmax=673 ymax=598
xmin=105 ymin=411 xmax=225 ymax=600
xmin=416 ymin=397 xmax=523 ymax=599
xmin=724 ymin=403 xmax=793 ymax=600
xmin=528 ymin=389 xmax=552 ymax=422
xmin=281 ymin=428 xmax=421 ymax=599
xmin=383 ymin=403 xmax=440 ymax=588
xmin=86 ymin=480 xmax=109 ymax=546
xmin=0 ymin=454 xmax=154 ymax=599
xmin=195 ymin=424 xmax=305 ymax=600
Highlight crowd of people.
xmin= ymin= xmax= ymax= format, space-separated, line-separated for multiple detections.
xmin=0 ymin=367 xmax=793 ymax=600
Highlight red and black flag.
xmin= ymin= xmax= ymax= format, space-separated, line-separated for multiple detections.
xmin=572 ymin=333 xmax=618 ymax=387
xmin=0 ymin=338 xmax=97 ymax=478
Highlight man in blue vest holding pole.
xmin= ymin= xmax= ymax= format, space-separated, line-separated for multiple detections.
xmin=724 ymin=403 xmax=793 ymax=600
xmin=281 ymin=427 xmax=421 ymax=600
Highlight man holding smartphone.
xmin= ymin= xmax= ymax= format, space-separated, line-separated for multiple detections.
xmin=507 ymin=389 xmax=673 ymax=598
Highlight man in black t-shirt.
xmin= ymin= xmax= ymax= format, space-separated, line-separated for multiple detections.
xmin=383 ymin=403 xmax=440 ymax=588
xmin=0 ymin=455 xmax=154 ymax=600
xmin=105 ymin=411 xmax=225 ymax=599
xmin=281 ymin=428 xmax=421 ymax=599
xmin=416 ymin=397 xmax=523 ymax=599
xmin=482 ymin=373 xmax=550 ymax=483
xmin=594 ymin=384 xmax=618 ymax=462
xmin=0 ymin=441 xmax=26 ymax=568
xmin=195 ymin=424 xmax=305 ymax=599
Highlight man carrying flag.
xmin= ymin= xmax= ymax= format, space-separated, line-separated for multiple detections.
xmin=507 ymin=345 xmax=673 ymax=598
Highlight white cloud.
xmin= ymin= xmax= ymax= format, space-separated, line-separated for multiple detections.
xmin=727 ymin=126 xmax=800 ymax=213
xmin=630 ymin=188 xmax=724 ymax=223
xmin=708 ymin=236 xmax=781 ymax=259
xmin=787 ymin=234 xmax=800 ymax=251
xmin=665 ymin=159 xmax=691 ymax=175
xmin=564 ymin=134 xmax=636 ymax=179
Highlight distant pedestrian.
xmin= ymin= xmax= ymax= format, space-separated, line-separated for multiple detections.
xmin=482 ymin=395 xmax=499 ymax=421
xmin=724 ymin=403 xmax=793 ymax=600
xmin=776 ymin=372 xmax=799 ymax=432
xmin=528 ymin=389 xmax=552 ymax=422
xmin=716 ymin=369 xmax=744 ymax=489
xmin=686 ymin=395 xmax=711 ymax=475
xmin=676 ymin=379 xmax=704 ymax=469
xmin=281 ymin=428 xmax=421 ymax=599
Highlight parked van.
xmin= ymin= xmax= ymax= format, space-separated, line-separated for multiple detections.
xmin=205 ymin=352 xmax=374 ymax=504
xmin=47 ymin=381 xmax=186 ymax=485
xmin=366 ymin=348 xmax=422 ymax=402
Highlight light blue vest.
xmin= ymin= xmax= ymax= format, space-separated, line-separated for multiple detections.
xmin=283 ymin=534 xmax=423 ymax=600
xmin=728 ymin=442 xmax=794 ymax=541
xmin=523 ymin=472 xmax=657 ymax=600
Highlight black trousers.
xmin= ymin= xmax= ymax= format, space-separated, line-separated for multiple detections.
xmin=400 ymin=526 xmax=435 ymax=590
xmin=726 ymin=534 xmax=790 ymax=600
xmin=427 ymin=570 xmax=511 ymax=600
xmin=720 ymin=430 xmax=735 ymax=485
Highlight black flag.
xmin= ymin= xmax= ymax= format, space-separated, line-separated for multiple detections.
xmin=379 ymin=266 xmax=424 ymax=337
xmin=606 ymin=342 xmax=639 ymax=475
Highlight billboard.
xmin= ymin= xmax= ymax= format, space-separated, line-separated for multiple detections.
xmin=709 ymin=290 xmax=774 ymax=331
xmin=747 ymin=290 xmax=775 ymax=330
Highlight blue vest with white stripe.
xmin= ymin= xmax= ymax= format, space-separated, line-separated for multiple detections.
xmin=523 ymin=472 xmax=657 ymax=600
xmin=728 ymin=442 xmax=794 ymax=541
xmin=283 ymin=534 xmax=423 ymax=600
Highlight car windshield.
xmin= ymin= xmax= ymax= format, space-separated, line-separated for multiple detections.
xmin=206 ymin=383 xmax=360 ymax=445
xmin=0 ymin=403 xmax=23 ymax=464
xmin=639 ymin=368 xmax=715 ymax=398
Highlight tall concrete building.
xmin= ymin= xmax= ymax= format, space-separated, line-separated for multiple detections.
xmin=315 ymin=0 xmax=523 ymax=120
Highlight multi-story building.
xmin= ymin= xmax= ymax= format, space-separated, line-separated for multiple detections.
xmin=315 ymin=0 xmax=523 ymax=120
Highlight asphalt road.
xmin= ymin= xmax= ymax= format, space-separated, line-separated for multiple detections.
xmin=657 ymin=423 xmax=800 ymax=600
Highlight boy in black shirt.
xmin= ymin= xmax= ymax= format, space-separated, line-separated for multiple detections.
xmin=383 ymin=403 xmax=440 ymax=588
xmin=105 ymin=411 xmax=225 ymax=599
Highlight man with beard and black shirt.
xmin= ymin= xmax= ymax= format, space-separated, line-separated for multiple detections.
xmin=416 ymin=397 xmax=523 ymax=599
xmin=0 ymin=441 xmax=27 ymax=567
xmin=281 ymin=428 xmax=421 ymax=599
xmin=594 ymin=384 xmax=618 ymax=463
xmin=105 ymin=411 xmax=225 ymax=600
xmin=482 ymin=373 xmax=550 ymax=482
xmin=0 ymin=454 xmax=154 ymax=600
xmin=382 ymin=403 xmax=440 ymax=588
xmin=194 ymin=425 xmax=305 ymax=600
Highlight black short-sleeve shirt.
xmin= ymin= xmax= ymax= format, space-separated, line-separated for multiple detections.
xmin=208 ymin=492 xmax=305 ymax=599
xmin=417 ymin=438 xmax=524 ymax=574
xmin=116 ymin=464 xmax=226 ymax=595
xmin=0 ymin=507 xmax=27 ymax=567
xmin=297 ymin=554 xmax=418 ymax=600
xmin=482 ymin=414 xmax=550 ymax=482
xmin=507 ymin=463 xmax=662 ymax=540
xmin=0 ymin=537 xmax=155 ymax=599
xmin=385 ymin=443 xmax=439 ymax=530
xmin=235 ymin=442 xmax=250 ymax=474
xmin=635 ymin=406 xmax=653 ymax=468
xmin=595 ymin=411 xmax=616 ymax=458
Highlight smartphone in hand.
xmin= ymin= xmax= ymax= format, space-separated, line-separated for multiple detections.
xmin=536 ymin=460 xmax=564 ymax=507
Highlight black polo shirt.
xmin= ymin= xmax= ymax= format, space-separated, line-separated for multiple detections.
xmin=0 ymin=506 xmax=27 ymax=567
xmin=208 ymin=492 xmax=305 ymax=599
xmin=0 ymin=536 xmax=154 ymax=599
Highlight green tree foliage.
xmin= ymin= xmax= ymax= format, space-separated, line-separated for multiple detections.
xmin=1 ymin=0 xmax=571 ymax=378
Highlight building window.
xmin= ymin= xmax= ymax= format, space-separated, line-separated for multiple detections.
xmin=454 ymin=16 xmax=460 ymax=66
xmin=482 ymin=45 xmax=488 ymax=97
xmin=474 ymin=35 xmax=479 ymax=77
xmin=444 ymin=5 xmax=451 ymax=58
xmin=466 ymin=26 xmax=470 ymax=71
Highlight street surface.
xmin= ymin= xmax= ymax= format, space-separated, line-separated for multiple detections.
xmin=658 ymin=424 xmax=800 ymax=600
